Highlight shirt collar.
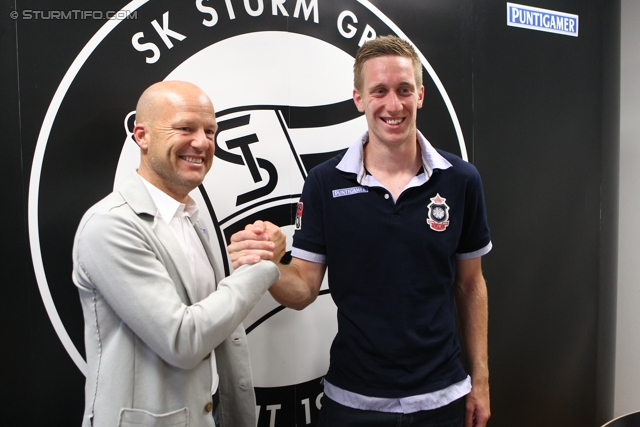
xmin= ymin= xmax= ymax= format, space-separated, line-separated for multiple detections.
xmin=335 ymin=130 xmax=452 ymax=184
xmin=138 ymin=173 xmax=200 ymax=225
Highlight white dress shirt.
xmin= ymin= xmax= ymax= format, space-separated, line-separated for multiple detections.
xmin=140 ymin=176 xmax=219 ymax=395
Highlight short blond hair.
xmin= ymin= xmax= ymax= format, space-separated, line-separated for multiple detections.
xmin=353 ymin=35 xmax=423 ymax=91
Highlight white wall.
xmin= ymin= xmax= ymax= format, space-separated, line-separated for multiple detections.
xmin=614 ymin=0 xmax=640 ymax=417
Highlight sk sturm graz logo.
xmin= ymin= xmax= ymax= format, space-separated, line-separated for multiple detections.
xmin=28 ymin=1 xmax=467 ymax=425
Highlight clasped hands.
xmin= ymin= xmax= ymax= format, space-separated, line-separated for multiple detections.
xmin=227 ymin=220 xmax=286 ymax=269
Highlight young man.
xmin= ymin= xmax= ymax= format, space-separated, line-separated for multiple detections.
xmin=72 ymin=81 xmax=281 ymax=427
xmin=229 ymin=35 xmax=491 ymax=427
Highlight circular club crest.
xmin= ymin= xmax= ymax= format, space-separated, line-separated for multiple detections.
xmin=28 ymin=1 xmax=467 ymax=425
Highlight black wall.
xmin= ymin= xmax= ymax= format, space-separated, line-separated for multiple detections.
xmin=472 ymin=1 xmax=619 ymax=425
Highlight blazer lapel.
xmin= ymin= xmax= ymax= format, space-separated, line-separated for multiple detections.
xmin=193 ymin=220 xmax=224 ymax=285
xmin=152 ymin=219 xmax=198 ymax=305
xmin=118 ymin=172 xmax=198 ymax=305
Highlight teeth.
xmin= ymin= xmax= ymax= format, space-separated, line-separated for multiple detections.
xmin=385 ymin=119 xmax=402 ymax=125
xmin=183 ymin=156 xmax=203 ymax=164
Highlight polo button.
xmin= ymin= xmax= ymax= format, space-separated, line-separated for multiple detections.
xmin=203 ymin=353 xmax=211 ymax=360
xmin=205 ymin=401 xmax=213 ymax=412
xmin=384 ymin=194 xmax=390 ymax=199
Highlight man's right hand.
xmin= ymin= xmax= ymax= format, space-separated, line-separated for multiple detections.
xmin=227 ymin=220 xmax=286 ymax=269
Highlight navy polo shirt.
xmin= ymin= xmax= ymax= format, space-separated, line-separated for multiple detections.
xmin=292 ymin=132 xmax=491 ymax=399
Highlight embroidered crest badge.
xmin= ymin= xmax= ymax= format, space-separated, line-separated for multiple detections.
xmin=427 ymin=193 xmax=450 ymax=232
xmin=295 ymin=202 xmax=304 ymax=230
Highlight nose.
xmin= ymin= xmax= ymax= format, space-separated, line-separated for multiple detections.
xmin=386 ymin=92 xmax=402 ymax=113
xmin=192 ymin=128 xmax=211 ymax=151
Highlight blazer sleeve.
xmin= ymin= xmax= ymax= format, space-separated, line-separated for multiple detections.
xmin=72 ymin=208 xmax=280 ymax=370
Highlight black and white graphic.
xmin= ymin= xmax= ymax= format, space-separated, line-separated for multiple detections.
xmin=24 ymin=1 xmax=469 ymax=425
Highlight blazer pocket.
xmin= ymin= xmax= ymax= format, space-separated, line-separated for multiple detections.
xmin=118 ymin=407 xmax=189 ymax=426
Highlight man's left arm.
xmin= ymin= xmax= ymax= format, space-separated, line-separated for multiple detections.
xmin=454 ymin=256 xmax=490 ymax=427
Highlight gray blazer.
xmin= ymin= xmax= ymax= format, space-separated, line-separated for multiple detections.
xmin=72 ymin=173 xmax=279 ymax=427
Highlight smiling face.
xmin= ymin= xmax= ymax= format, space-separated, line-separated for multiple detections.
xmin=134 ymin=82 xmax=217 ymax=202
xmin=353 ymin=55 xmax=424 ymax=149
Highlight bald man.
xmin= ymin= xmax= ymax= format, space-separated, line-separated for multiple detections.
xmin=72 ymin=81 xmax=281 ymax=427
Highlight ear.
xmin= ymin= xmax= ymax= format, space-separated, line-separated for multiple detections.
xmin=133 ymin=122 xmax=149 ymax=151
xmin=417 ymin=85 xmax=425 ymax=109
xmin=353 ymin=88 xmax=365 ymax=113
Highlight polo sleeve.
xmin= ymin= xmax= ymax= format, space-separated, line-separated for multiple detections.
xmin=292 ymin=166 xmax=327 ymax=257
xmin=456 ymin=165 xmax=492 ymax=259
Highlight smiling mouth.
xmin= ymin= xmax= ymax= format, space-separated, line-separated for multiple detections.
xmin=181 ymin=156 xmax=203 ymax=164
xmin=384 ymin=118 xmax=403 ymax=125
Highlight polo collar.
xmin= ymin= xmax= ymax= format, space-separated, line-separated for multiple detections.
xmin=336 ymin=130 xmax=452 ymax=184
